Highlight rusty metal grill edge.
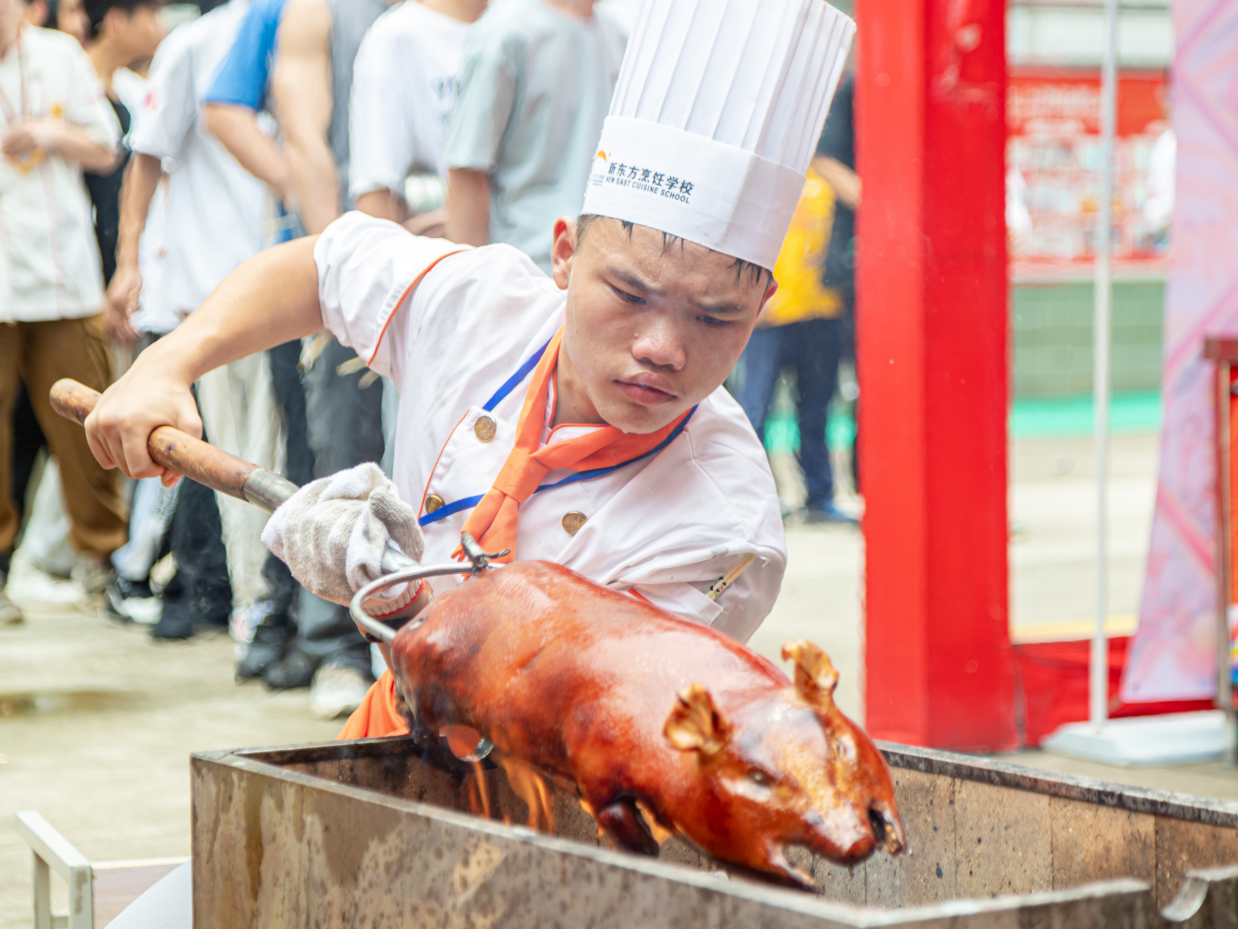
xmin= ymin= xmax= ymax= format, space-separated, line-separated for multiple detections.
xmin=190 ymin=738 xmax=1238 ymax=928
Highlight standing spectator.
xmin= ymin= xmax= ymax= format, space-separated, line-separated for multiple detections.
xmin=198 ymin=0 xmax=308 ymax=683
xmin=83 ymin=0 xmax=166 ymax=292
xmin=732 ymin=74 xmax=859 ymax=525
xmin=105 ymin=0 xmax=278 ymax=638
xmin=0 ymin=0 xmax=123 ymax=623
xmin=202 ymin=0 xmax=397 ymax=719
xmin=200 ymin=0 xmax=292 ymax=211
xmin=53 ymin=0 xmax=90 ymax=43
xmin=349 ymin=0 xmax=486 ymax=228
xmin=812 ymin=73 xmax=859 ymax=493
xmin=813 ymin=74 xmax=858 ymax=327
xmin=20 ymin=0 xmax=47 ymax=26
xmin=444 ymin=0 xmax=624 ymax=273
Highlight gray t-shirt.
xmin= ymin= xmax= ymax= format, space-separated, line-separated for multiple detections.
xmin=445 ymin=0 xmax=624 ymax=272
xmin=326 ymin=0 xmax=388 ymax=210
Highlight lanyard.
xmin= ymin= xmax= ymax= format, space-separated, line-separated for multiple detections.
xmin=0 ymin=36 xmax=26 ymax=126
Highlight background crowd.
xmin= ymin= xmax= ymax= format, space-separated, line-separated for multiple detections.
xmin=0 ymin=0 xmax=859 ymax=720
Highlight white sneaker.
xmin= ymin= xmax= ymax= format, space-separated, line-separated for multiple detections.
xmin=0 ymin=578 xmax=22 ymax=624
xmin=309 ymin=664 xmax=372 ymax=720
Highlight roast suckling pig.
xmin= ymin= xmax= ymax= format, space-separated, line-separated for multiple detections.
xmin=389 ymin=560 xmax=905 ymax=887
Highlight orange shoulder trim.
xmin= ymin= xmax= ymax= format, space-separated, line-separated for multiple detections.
xmin=367 ymin=249 xmax=468 ymax=367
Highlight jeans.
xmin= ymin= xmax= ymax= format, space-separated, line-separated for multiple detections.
xmin=292 ymin=338 xmax=386 ymax=674
xmin=732 ymin=317 xmax=846 ymax=509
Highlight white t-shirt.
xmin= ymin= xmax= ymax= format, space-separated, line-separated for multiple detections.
xmin=347 ymin=0 xmax=471 ymax=202
xmin=111 ymin=67 xmax=171 ymax=335
xmin=129 ymin=0 xmax=267 ymax=323
xmin=315 ymin=211 xmax=787 ymax=643
xmin=0 ymin=26 xmax=120 ymax=322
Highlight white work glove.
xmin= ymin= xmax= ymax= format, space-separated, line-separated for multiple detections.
xmin=261 ymin=463 xmax=425 ymax=613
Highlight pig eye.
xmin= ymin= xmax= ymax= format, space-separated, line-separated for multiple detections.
xmin=747 ymin=770 xmax=771 ymax=786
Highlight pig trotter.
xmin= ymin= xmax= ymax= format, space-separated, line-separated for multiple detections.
xmin=595 ymin=798 xmax=660 ymax=856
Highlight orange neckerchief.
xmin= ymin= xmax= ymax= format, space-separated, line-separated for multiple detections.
xmin=337 ymin=670 xmax=408 ymax=740
xmin=454 ymin=327 xmax=691 ymax=563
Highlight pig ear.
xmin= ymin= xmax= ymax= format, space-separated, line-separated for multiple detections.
xmin=782 ymin=640 xmax=840 ymax=708
xmin=664 ymin=683 xmax=730 ymax=756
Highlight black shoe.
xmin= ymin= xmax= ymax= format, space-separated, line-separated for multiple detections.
xmin=150 ymin=600 xmax=195 ymax=640
xmin=264 ymin=647 xmax=317 ymax=690
xmin=236 ymin=616 xmax=294 ymax=682
xmin=150 ymin=592 xmax=230 ymax=640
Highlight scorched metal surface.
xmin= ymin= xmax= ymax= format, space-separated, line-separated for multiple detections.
xmin=192 ymin=737 xmax=1238 ymax=927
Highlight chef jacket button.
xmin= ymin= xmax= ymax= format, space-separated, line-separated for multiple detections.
xmin=474 ymin=416 xmax=497 ymax=442
xmin=425 ymin=494 xmax=445 ymax=514
xmin=562 ymin=511 xmax=588 ymax=536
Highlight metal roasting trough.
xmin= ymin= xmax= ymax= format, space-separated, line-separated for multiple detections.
xmin=193 ymin=736 xmax=1238 ymax=928
xmin=45 ymin=382 xmax=1238 ymax=925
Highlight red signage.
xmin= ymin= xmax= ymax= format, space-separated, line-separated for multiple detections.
xmin=1007 ymin=68 xmax=1171 ymax=277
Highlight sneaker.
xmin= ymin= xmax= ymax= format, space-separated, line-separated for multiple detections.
xmin=309 ymin=664 xmax=372 ymax=720
xmin=103 ymin=576 xmax=151 ymax=624
xmin=71 ymin=557 xmax=115 ymax=597
xmin=0 ymin=576 xmax=23 ymax=625
xmin=264 ymin=647 xmax=317 ymax=690
xmin=801 ymin=501 xmax=859 ymax=525
xmin=236 ymin=616 xmax=294 ymax=683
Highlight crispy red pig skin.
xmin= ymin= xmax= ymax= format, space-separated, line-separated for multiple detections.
xmin=389 ymin=561 xmax=905 ymax=887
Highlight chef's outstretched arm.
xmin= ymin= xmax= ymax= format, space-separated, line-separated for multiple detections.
xmin=85 ymin=236 xmax=324 ymax=484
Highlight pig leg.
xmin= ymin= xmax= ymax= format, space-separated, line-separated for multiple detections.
xmin=594 ymin=798 xmax=660 ymax=856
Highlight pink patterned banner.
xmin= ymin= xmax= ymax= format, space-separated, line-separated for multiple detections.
xmin=1122 ymin=0 xmax=1238 ymax=702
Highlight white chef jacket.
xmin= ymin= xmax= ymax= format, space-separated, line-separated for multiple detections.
xmin=347 ymin=0 xmax=470 ymax=201
xmin=0 ymin=26 xmax=120 ymax=322
xmin=315 ymin=212 xmax=787 ymax=643
xmin=129 ymin=0 xmax=267 ymax=323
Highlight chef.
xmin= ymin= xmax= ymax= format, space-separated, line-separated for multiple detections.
xmin=85 ymin=0 xmax=855 ymax=740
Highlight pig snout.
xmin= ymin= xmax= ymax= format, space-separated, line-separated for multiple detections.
xmin=801 ymin=796 xmax=903 ymax=865
xmin=780 ymin=640 xmax=908 ymax=863
xmin=868 ymin=800 xmax=906 ymax=855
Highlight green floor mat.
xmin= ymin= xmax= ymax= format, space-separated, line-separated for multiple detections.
xmin=764 ymin=390 xmax=1162 ymax=455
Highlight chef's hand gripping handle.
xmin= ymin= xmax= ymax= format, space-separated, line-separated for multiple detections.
xmin=50 ymin=377 xmax=299 ymax=512
xmin=52 ymin=378 xmax=434 ymax=644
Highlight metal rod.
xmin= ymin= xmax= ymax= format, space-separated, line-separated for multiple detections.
xmin=1091 ymin=0 xmax=1119 ymax=730
xmin=1217 ymin=363 xmax=1236 ymax=765
xmin=349 ymin=563 xmax=471 ymax=644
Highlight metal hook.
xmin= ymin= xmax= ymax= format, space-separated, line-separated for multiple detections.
xmin=459 ymin=532 xmax=510 ymax=575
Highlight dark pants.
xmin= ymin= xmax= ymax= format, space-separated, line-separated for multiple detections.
xmin=292 ymin=339 xmax=385 ymax=675
xmin=163 ymin=400 xmax=231 ymax=628
xmin=262 ymin=341 xmax=313 ymax=629
xmin=9 ymin=381 xmax=46 ymax=527
xmin=733 ymin=317 xmax=846 ymax=509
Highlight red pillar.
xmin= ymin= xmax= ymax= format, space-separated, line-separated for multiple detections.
xmin=856 ymin=0 xmax=1016 ymax=751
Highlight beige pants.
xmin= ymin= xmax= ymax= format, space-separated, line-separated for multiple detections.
xmin=0 ymin=316 xmax=125 ymax=557
xmin=196 ymin=353 xmax=283 ymax=613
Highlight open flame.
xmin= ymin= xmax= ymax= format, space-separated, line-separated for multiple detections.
xmin=497 ymin=756 xmax=556 ymax=834
xmin=463 ymin=752 xmax=556 ymax=835
xmin=461 ymin=750 xmax=675 ymax=850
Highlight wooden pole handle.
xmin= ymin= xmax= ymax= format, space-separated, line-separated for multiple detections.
xmin=49 ymin=378 xmax=282 ymax=505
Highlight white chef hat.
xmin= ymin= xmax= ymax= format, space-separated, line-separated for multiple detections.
xmin=581 ymin=0 xmax=854 ymax=272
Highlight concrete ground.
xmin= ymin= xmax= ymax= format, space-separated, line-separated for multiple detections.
xmin=4 ymin=430 xmax=1235 ymax=926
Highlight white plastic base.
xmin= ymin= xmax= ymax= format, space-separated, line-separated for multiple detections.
xmin=1041 ymin=710 xmax=1228 ymax=767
